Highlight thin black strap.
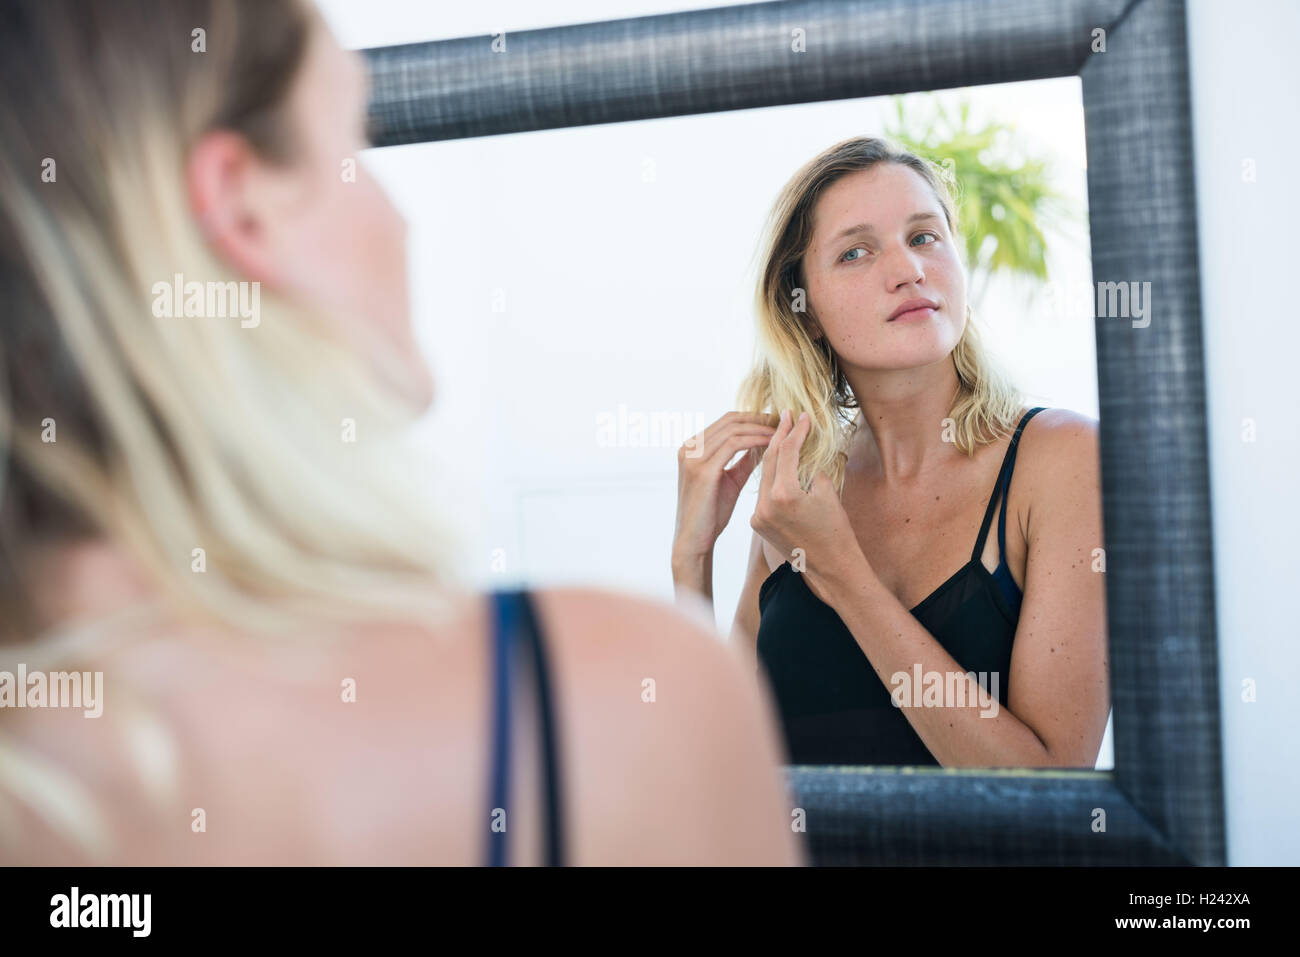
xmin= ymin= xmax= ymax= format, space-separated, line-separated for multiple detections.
xmin=971 ymin=407 xmax=1048 ymax=561
xmin=486 ymin=589 xmax=513 ymax=867
xmin=485 ymin=589 xmax=564 ymax=867
xmin=997 ymin=407 xmax=1047 ymax=559
xmin=515 ymin=588 xmax=564 ymax=867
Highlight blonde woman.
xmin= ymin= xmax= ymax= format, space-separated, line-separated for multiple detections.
xmin=0 ymin=0 xmax=803 ymax=866
xmin=673 ymin=137 xmax=1109 ymax=768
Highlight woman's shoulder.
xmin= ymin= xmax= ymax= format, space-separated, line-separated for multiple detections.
xmin=1017 ymin=406 xmax=1099 ymax=469
xmin=522 ymin=583 xmax=770 ymax=767
xmin=2 ymin=582 xmax=773 ymax=864
xmin=1024 ymin=405 xmax=1097 ymax=432
xmin=1014 ymin=406 xmax=1102 ymax=523
xmin=528 ymin=584 xmax=798 ymax=864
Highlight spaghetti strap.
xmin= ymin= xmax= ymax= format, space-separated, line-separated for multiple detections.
xmin=486 ymin=590 xmax=514 ymax=867
xmin=486 ymin=589 xmax=565 ymax=867
xmin=516 ymin=589 xmax=563 ymax=866
xmin=970 ymin=407 xmax=1048 ymax=561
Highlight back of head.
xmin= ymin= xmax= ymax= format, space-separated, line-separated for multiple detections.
xmin=0 ymin=0 xmax=465 ymax=651
xmin=0 ymin=0 xmax=475 ymax=861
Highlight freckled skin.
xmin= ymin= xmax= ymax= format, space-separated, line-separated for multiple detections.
xmin=801 ymin=164 xmax=968 ymax=375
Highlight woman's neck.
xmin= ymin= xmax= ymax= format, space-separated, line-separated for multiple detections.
xmin=845 ymin=356 xmax=963 ymax=485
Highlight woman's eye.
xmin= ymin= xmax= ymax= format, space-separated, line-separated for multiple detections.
xmin=841 ymin=234 xmax=937 ymax=263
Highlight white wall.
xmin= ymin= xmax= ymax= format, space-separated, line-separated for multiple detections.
xmin=1186 ymin=0 xmax=1300 ymax=866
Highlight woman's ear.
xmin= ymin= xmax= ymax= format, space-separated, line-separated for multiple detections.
xmin=185 ymin=128 xmax=287 ymax=288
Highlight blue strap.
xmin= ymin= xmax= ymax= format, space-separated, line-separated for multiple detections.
xmin=486 ymin=588 xmax=564 ymax=867
xmin=486 ymin=589 xmax=515 ymax=867
xmin=517 ymin=590 xmax=563 ymax=867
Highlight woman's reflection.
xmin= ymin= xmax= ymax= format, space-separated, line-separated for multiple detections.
xmin=672 ymin=136 xmax=1109 ymax=768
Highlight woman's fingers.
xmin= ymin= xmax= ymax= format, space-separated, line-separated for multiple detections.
xmin=681 ymin=412 xmax=776 ymax=463
xmin=758 ymin=409 xmax=792 ymax=501
xmin=706 ymin=432 xmax=779 ymax=474
xmin=779 ymin=412 xmax=812 ymax=491
xmin=687 ymin=428 xmax=776 ymax=469
xmin=722 ymin=445 xmax=763 ymax=489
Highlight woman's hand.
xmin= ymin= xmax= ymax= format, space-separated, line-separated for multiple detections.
xmin=672 ymin=411 xmax=778 ymax=565
xmin=749 ymin=410 xmax=862 ymax=603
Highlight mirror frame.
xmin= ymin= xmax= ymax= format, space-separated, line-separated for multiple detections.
xmin=361 ymin=0 xmax=1225 ymax=865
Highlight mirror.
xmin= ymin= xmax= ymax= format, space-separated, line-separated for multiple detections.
xmin=363 ymin=79 xmax=1113 ymax=770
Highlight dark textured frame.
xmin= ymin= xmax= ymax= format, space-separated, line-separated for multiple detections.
xmin=361 ymin=0 xmax=1224 ymax=865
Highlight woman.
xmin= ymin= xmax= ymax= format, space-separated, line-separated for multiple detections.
xmin=0 ymin=0 xmax=802 ymax=865
xmin=673 ymin=137 xmax=1109 ymax=768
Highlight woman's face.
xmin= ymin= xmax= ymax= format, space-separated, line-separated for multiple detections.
xmin=800 ymin=163 xmax=967 ymax=375
xmin=188 ymin=16 xmax=432 ymax=407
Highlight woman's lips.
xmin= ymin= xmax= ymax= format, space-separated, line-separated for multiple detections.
xmin=888 ymin=306 xmax=937 ymax=323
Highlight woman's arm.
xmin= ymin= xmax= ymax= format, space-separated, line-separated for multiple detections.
xmin=675 ymin=531 xmax=772 ymax=676
xmin=808 ymin=412 xmax=1110 ymax=767
xmin=726 ymin=530 xmax=772 ymax=673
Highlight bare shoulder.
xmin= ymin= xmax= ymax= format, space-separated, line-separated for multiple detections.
xmin=1015 ymin=408 xmax=1102 ymax=529
xmin=531 ymin=585 xmax=802 ymax=865
xmin=1018 ymin=407 xmax=1100 ymax=486
xmin=533 ymin=583 xmax=743 ymax=680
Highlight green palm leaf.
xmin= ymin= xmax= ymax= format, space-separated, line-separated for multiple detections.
xmin=884 ymin=94 xmax=1080 ymax=310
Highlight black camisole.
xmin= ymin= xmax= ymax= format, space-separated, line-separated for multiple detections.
xmin=755 ymin=406 xmax=1047 ymax=766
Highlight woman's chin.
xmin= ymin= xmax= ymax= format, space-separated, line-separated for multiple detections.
xmin=398 ymin=362 xmax=436 ymax=413
xmin=368 ymin=350 xmax=436 ymax=414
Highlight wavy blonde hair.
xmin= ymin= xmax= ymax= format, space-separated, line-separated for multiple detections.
xmin=737 ymin=135 xmax=1024 ymax=494
xmin=0 ymin=0 xmax=467 ymax=859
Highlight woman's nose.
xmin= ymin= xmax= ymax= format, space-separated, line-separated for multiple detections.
xmin=882 ymin=242 xmax=925 ymax=288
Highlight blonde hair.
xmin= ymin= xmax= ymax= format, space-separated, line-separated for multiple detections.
xmin=737 ymin=135 xmax=1024 ymax=493
xmin=0 ymin=0 xmax=468 ymax=859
